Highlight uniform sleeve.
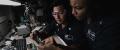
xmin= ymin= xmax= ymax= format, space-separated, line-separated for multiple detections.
xmin=94 ymin=17 xmax=120 ymax=50
xmin=43 ymin=23 xmax=57 ymax=36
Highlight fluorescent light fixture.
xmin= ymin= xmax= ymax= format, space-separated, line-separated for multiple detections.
xmin=0 ymin=0 xmax=21 ymax=6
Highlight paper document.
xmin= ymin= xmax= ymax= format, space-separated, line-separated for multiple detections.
xmin=53 ymin=35 xmax=67 ymax=46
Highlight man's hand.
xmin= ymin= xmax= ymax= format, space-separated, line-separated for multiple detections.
xmin=44 ymin=36 xmax=54 ymax=46
xmin=37 ymin=36 xmax=63 ymax=50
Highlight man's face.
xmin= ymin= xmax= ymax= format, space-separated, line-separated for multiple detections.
xmin=53 ymin=6 xmax=66 ymax=24
xmin=70 ymin=0 xmax=86 ymax=21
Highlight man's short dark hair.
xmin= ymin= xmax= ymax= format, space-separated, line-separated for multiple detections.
xmin=52 ymin=0 xmax=67 ymax=9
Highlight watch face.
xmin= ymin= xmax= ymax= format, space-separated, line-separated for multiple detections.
xmin=87 ymin=29 xmax=96 ymax=41
xmin=64 ymin=34 xmax=73 ymax=40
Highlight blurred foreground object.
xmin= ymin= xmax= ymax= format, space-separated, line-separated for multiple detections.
xmin=0 ymin=0 xmax=21 ymax=6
